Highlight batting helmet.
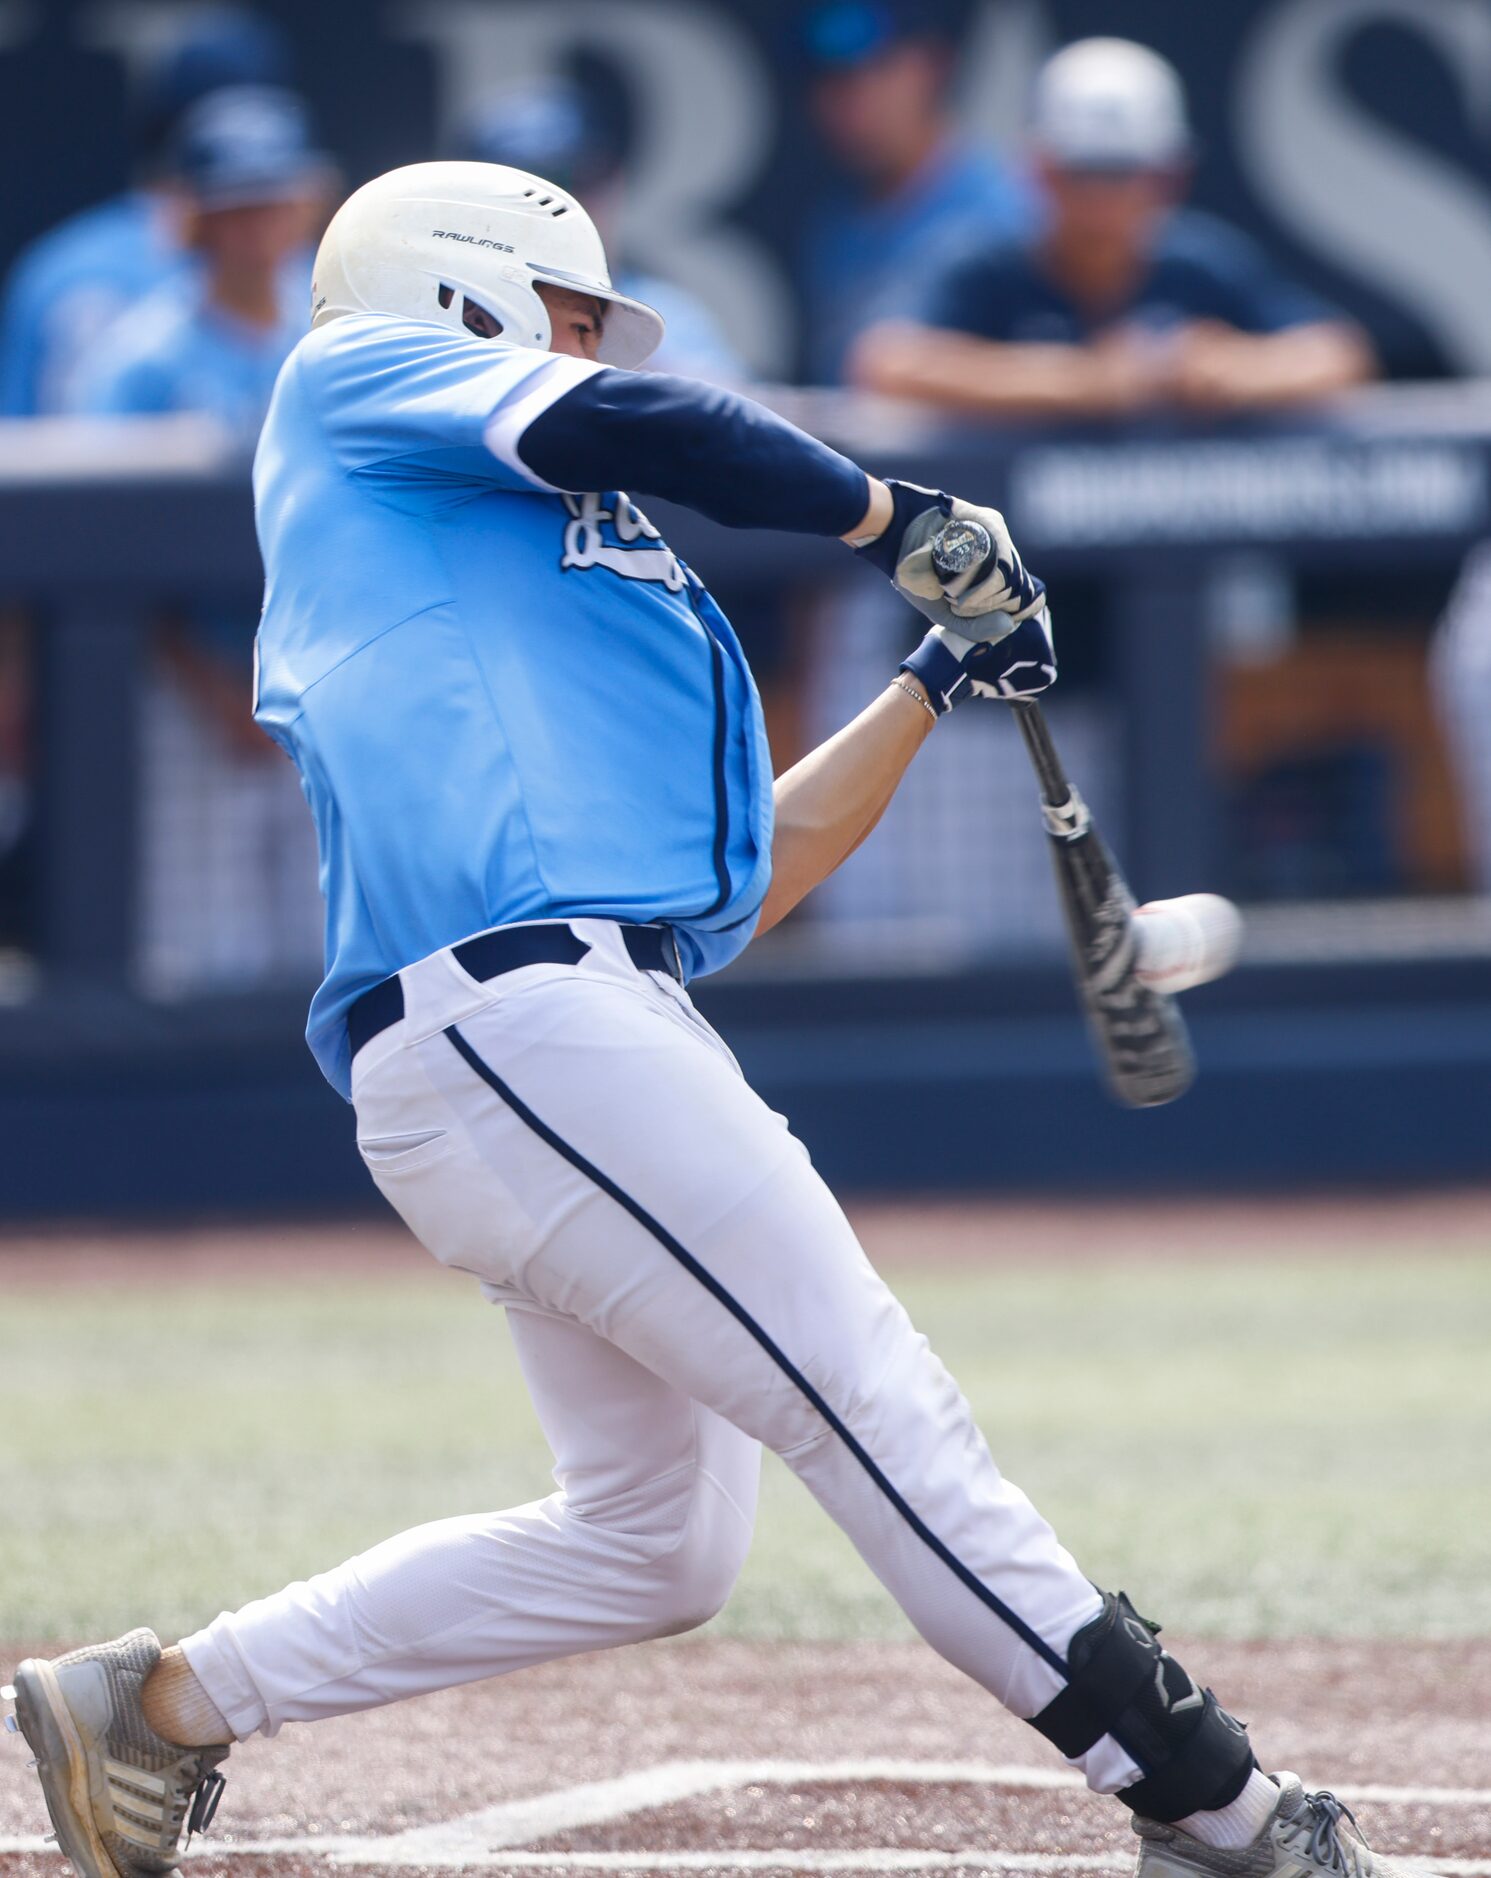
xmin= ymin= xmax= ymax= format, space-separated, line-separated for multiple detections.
xmin=310 ymin=161 xmax=664 ymax=368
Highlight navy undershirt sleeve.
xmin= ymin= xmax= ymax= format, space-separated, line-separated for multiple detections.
xmin=516 ymin=368 xmax=870 ymax=537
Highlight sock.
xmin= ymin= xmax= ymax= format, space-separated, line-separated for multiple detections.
xmin=1177 ymin=1771 xmax=1280 ymax=1849
xmin=141 ymin=1646 xmax=235 ymax=1747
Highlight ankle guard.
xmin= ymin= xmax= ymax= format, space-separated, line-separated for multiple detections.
xmin=1029 ymin=1590 xmax=1256 ymax=1822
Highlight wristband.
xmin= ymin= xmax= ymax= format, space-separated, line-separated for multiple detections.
xmin=853 ymin=480 xmax=952 ymax=579
xmin=899 ymin=629 xmax=970 ymax=716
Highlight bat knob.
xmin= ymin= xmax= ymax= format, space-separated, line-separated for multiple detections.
xmin=930 ymin=517 xmax=993 ymax=585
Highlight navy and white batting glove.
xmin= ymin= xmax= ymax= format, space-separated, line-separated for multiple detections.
xmin=855 ymin=481 xmax=1046 ymax=633
xmin=900 ymin=609 xmax=1058 ymax=715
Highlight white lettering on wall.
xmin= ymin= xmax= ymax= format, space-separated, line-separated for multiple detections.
xmin=389 ymin=0 xmax=789 ymax=377
xmin=77 ymin=1 xmax=216 ymax=88
xmin=1237 ymin=0 xmax=1491 ymax=373
xmin=956 ymin=0 xmax=1053 ymax=162
xmin=0 ymin=3 xmax=36 ymax=51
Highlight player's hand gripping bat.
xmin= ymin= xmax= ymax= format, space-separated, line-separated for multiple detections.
xmin=930 ymin=517 xmax=1196 ymax=1108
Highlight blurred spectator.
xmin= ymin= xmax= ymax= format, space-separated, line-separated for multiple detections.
xmin=851 ymin=37 xmax=1375 ymax=417
xmin=0 ymin=6 xmax=292 ymax=417
xmin=72 ymin=88 xmax=327 ymax=427
xmin=1432 ymin=546 xmax=1491 ymax=892
xmin=70 ymin=85 xmax=331 ymax=997
xmin=459 ymin=79 xmax=748 ymax=385
xmin=801 ymin=0 xmax=1033 ymax=385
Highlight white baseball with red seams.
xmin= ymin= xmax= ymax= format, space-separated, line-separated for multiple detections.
xmin=1131 ymin=895 xmax=1244 ymax=994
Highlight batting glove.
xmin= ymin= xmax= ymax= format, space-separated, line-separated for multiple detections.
xmin=900 ymin=610 xmax=1058 ymax=716
xmin=856 ymin=482 xmax=1047 ymax=635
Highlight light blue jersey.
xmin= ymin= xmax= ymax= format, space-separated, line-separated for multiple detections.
xmin=71 ymin=258 xmax=312 ymax=440
xmin=0 ymin=192 xmax=188 ymax=416
xmin=253 ymin=315 xmax=775 ymax=1097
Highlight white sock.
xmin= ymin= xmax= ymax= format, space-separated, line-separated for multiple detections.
xmin=141 ymin=1646 xmax=235 ymax=1747
xmin=1177 ymin=1771 xmax=1280 ymax=1849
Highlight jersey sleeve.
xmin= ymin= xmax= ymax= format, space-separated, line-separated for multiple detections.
xmin=515 ymin=368 xmax=869 ymax=536
xmin=309 ymin=316 xmax=606 ymax=491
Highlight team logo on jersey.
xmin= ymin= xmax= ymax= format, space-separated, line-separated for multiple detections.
xmin=560 ymin=492 xmax=687 ymax=593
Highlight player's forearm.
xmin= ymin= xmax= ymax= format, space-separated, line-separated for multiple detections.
xmin=850 ymin=323 xmax=1135 ymax=419
xmin=1225 ymin=323 xmax=1376 ymax=405
xmin=756 ymin=676 xmax=935 ymax=934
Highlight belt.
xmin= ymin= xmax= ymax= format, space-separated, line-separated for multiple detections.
xmin=347 ymin=921 xmax=684 ymax=1062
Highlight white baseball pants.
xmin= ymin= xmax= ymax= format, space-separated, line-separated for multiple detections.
xmin=182 ymin=919 xmax=1141 ymax=1794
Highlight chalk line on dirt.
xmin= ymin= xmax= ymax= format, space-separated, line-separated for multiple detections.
xmin=1 ymin=1846 xmax=1489 ymax=1872
xmin=1 ymin=1757 xmax=1488 ymax=1867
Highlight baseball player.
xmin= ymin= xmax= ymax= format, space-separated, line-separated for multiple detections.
xmin=8 ymin=164 xmax=1410 ymax=1878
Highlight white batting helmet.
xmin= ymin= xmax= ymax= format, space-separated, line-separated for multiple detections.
xmin=311 ymin=160 xmax=664 ymax=368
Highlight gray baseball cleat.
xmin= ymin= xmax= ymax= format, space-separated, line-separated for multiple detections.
xmin=1133 ymin=1772 xmax=1439 ymax=1878
xmin=3 ymin=1628 xmax=228 ymax=1877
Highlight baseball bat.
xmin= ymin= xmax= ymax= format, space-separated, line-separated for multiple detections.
xmin=929 ymin=517 xmax=1196 ymax=1108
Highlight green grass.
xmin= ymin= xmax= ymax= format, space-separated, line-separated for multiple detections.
xmin=2 ymin=1247 xmax=1488 ymax=1642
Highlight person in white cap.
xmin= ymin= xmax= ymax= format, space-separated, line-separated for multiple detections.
xmin=851 ymin=37 xmax=1374 ymax=418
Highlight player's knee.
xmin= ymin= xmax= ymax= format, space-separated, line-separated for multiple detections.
xmin=645 ymin=1488 xmax=755 ymax=1638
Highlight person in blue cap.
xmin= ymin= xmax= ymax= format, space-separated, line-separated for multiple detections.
xmin=69 ymin=84 xmax=333 ymax=997
xmin=801 ymin=0 xmax=1033 ymax=385
xmin=73 ymin=86 xmax=331 ymax=431
xmin=0 ymin=6 xmax=292 ymax=416
xmin=457 ymin=77 xmax=749 ymax=386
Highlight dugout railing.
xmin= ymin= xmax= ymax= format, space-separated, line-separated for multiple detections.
xmin=1 ymin=388 xmax=1489 ymax=1215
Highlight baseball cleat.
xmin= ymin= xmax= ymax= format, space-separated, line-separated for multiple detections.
xmin=1133 ymin=1772 xmax=1440 ymax=1877
xmin=7 ymin=1629 xmax=228 ymax=1877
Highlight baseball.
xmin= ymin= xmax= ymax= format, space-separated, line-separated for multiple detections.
xmin=1131 ymin=893 xmax=1244 ymax=993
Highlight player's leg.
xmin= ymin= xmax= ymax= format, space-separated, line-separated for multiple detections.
xmin=175 ymin=1303 xmax=759 ymax=1735
xmin=4 ymin=1297 xmax=758 ymax=1875
xmin=348 ymin=932 xmax=1268 ymax=1841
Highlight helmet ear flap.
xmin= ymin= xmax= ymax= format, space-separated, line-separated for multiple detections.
xmin=460 ymin=296 xmax=504 ymax=339
xmin=434 ymin=279 xmax=508 ymax=342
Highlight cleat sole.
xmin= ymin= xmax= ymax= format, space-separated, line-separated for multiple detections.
xmin=12 ymin=1659 xmax=119 ymax=1878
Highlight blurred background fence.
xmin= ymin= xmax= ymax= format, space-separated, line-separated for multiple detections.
xmin=2 ymin=0 xmax=1491 ymax=1215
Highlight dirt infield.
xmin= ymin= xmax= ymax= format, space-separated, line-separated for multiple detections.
xmin=4 ymin=1198 xmax=1488 ymax=1872
xmin=4 ymin=1638 xmax=1490 ymax=1875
